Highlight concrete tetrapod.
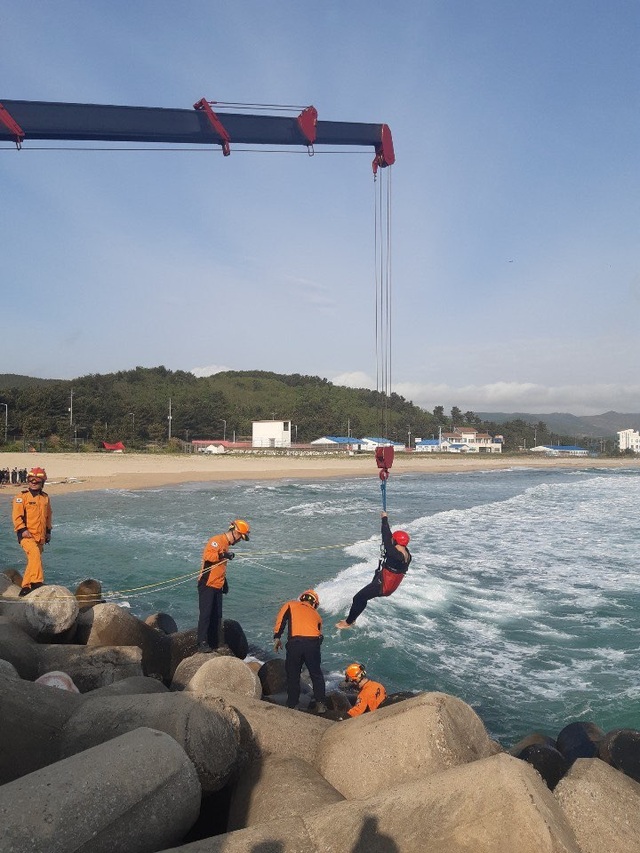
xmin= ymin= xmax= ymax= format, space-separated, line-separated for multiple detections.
xmin=0 ymin=616 xmax=40 ymax=679
xmin=0 ymin=671 xmax=83 ymax=784
xmin=218 ymin=692 xmax=333 ymax=765
xmin=554 ymin=757 xmax=640 ymax=853
xmin=0 ymin=727 xmax=201 ymax=853
xmin=0 ymin=584 xmax=78 ymax=641
xmin=156 ymin=753 xmax=581 ymax=853
xmin=78 ymin=602 xmax=196 ymax=683
xmin=61 ymin=690 xmax=242 ymax=792
xmin=315 ymin=691 xmax=500 ymax=799
xmin=37 ymin=643 xmax=144 ymax=691
xmin=85 ymin=675 xmax=170 ymax=698
xmin=185 ymin=656 xmax=262 ymax=699
xmin=227 ymin=754 xmax=345 ymax=831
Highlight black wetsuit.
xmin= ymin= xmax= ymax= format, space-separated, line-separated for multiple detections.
xmin=345 ymin=516 xmax=411 ymax=625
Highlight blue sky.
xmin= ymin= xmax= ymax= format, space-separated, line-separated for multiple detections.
xmin=2 ymin=1 xmax=638 ymax=415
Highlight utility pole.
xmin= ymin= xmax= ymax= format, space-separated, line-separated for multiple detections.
xmin=168 ymin=398 xmax=172 ymax=440
xmin=69 ymin=388 xmax=74 ymax=425
xmin=221 ymin=419 xmax=227 ymax=441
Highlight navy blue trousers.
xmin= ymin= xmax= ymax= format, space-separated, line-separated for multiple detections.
xmin=285 ymin=637 xmax=326 ymax=708
xmin=197 ymin=584 xmax=223 ymax=648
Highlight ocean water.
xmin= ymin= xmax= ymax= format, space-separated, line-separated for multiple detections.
xmin=2 ymin=465 xmax=639 ymax=746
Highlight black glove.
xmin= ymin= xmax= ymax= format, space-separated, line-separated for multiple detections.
xmin=226 ymin=551 xmax=235 ymax=560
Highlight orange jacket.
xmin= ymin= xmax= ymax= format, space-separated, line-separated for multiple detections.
xmin=347 ymin=679 xmax=387 ymax=717
xmin=273 ymin=600 xmax=322 ymax=639
xmin=12 ymin=489 xmax=52 ymax=546
xmin=198 ymin=531 xmax=233 ymax=589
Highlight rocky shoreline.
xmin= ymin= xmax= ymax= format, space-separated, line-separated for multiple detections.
xmin=1 ymin=576 xmax=639 ymax=853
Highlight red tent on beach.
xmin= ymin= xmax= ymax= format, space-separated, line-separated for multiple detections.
xmin=101 ymin=441 xmax=125 ymax=452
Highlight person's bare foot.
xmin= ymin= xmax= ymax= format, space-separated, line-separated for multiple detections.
xmin=335 ymin=620 xmax=353 ymax=629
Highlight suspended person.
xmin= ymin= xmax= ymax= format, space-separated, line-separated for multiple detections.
xmin=197 ymin=519 xmax=250 ymax=653
xmin=344 ymin=662 xmax=387 ymax=717
xmin=12 ymin=467 xmax=52 ymax=596
xmin=273 ymin=589 xmax=327 ymax=713
xmin=336 ymin=511 xmax=411 ymax=629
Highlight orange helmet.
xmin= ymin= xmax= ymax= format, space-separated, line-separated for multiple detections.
xmin=27 ymin=467 xmax=47 ymax=482
xmin=299 ymin=589 xmax=319 ymax=608
xmin=392 ymin=530 xmax=410 ymax=547
xmin=345 ymin=662 xmax=366 ymax=683
xmin=229 ymin=519 xmax=250 ymax=540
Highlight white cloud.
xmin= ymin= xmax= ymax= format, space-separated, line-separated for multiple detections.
xmin=331 ymin=371 xmax=375 ymax=389
xmin=191 ymin=364 xmax=230 ymax=378
xmin=392 ymin=381 xmax=640 ymax=417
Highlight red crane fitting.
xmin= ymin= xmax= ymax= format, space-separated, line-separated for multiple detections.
xmin=193 ymin=98 xmax=231 ymax=156
xmin=0 ymin=102 xmax=25 ymax=148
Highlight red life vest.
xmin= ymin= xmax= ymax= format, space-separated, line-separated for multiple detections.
xmin=380 ymin=567 xmax=404 ymax=596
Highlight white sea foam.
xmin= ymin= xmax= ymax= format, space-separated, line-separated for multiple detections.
xmin=6 ymin=464 xmax=638 ymax=745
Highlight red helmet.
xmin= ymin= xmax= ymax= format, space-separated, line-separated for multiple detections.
xmin=299 ymin=589 xmax=319 ymax=608
xmin=27 ymin=467 xmax=47 ymax=482
xmin=392 ymin=530 xmax=410 ymax=547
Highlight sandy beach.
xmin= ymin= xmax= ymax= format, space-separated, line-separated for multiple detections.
xmin=0 ymin=451 xmax=635 ymax=497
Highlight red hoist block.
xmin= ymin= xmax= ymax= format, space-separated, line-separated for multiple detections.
xmin=375 ymin=446 xmax=394 ymax=480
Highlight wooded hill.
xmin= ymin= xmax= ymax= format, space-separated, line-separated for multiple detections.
xmin=0 ymin=367 xmax=586 ymax=451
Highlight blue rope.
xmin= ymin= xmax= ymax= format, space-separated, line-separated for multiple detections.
xmin=380 ymin=479 xmax=387 ymax=510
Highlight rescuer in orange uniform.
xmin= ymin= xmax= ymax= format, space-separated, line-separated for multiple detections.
xmin=344 ymin=662 xmax=387 ymax=717
xmin=273 ymin=589 xmax=327 ymax=713
xmin=197 ymin=519 xmax=250 ymax=652
xmin=12 ymin=467 xmax=52 ymax=596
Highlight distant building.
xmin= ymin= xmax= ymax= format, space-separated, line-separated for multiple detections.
xmin=310 ymin=436 xmax=363 ymax=451
xmin=618 ymin=428 xmax=640 ymax=453
xmin=414 ymin=438 xmax=451 ymax=453
xmin=532 ymin=445 xmax=589 ymax=457
xmin=252 ymin=420 xmax=292 ymax=448
xmin=360 ymin=437 xmax=406 ymax=452
xmin=437 ymin=428 xmax=503 ymax=453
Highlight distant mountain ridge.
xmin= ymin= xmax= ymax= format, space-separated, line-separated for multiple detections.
xmin=478 ymin=411 xmax=640 ymax=439
xmin=0 ymin=370 xmax=634 ymax=442
xmin=0 ymin=374 xmax=57 ymax=389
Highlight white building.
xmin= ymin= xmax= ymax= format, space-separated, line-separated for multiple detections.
xmin=439 ymin=428 xmax=503 ymax=453
xmin=252 ymin=420 xmax=292 ymax=448
xmin=532 ymin=445 xmax=588 ymax=457
xmin=360 ymin=437 xmax=406 ymax=452
xmin=414 ymin=438 xmax=451 ymax=453
xmin=310 ymin=436 xmax=363 ymax=451
xmin=618 ymin=428 xmax=640 ymax=453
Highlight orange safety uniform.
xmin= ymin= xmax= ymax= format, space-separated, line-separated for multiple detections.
xmin=12 ymin=489 xmax=52 ymax=587
xmin=347 ymin=679 xmax=387 ymax=717
xmin=274 ymin=598 xmax=325 ymax=709
xmin=273 ymin=599 xmax=323 ymax=639
xmin=198 ymin=532 xmax=233 ymax=589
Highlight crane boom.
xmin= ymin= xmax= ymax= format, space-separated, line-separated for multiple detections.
xmin=0 ymin=98 xmax=395 ymax=171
